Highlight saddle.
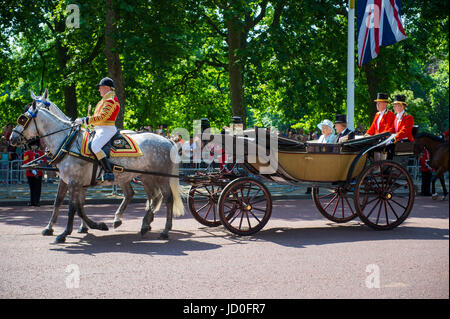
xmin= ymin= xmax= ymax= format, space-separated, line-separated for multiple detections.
xmin=81 ymin=130 xmax=143 ymax=159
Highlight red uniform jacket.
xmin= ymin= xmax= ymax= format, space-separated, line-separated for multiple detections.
xmin=419 ymin=147 xmax=432 ymax=173
xmin=88 ymin=91 xmax=120 ymax=126
xmin=366 ymin=110 xmax=395 ymax=136
xmin=23 ymin=150 xmax=46 ymax=177
xmin=394 ymin=113 xmax=414 ymax=142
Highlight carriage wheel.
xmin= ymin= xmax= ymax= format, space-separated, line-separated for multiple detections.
xmin=217 ymin=177 xmax=272 ymax=236
xmin=354 ymin=160 xmax=415 ymax=230
xmin=312 ymin=186 xmax=359 ymax=223
xmin=188 ymin=184 xmax=224 ymax=227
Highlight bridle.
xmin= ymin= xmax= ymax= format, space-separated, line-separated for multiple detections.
xmin=13 ymin=100 xmax=79 ymax=145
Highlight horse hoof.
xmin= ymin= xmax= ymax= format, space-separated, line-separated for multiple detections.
xmin=55 ymin=235 xmax=66 ymax=243
xmin=140 ymin=226 xmax=151 ymax=236
xmin=42 ymin=228 xmax=54 ymax=236
xmin=159 ymin=232 xmax=169 ymax=240
xmin=113 ymin=220 xmax=122 ymax=229
xmin=77 ymin=227 xmax=89 ymax=234
xmin=98 ymin=222 xmax=109 ymax=231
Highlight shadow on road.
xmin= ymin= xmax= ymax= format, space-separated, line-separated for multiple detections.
xmin=229 ymin=223 xmax=449 ymax=249
xmin=48 ymin=230 xmax=222 ymax=256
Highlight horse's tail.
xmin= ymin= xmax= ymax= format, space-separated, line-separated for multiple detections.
xmin=169 ymin=163 xmax=185 ymax=217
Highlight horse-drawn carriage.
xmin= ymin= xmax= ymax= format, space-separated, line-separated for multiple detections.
xmin=185 ymin=128 xmax=415 ymax=236
xmin=10 ymin=93 xmax=417 ymax=241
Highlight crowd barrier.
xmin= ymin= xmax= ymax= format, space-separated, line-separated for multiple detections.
xmin=0 ymin=156 xmax=422 ymax=196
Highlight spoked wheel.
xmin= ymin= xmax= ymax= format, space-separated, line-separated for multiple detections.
xmin=312 ymin=186 xmax=360 ymax=223
xmin=188 ymin=184 xmax=225 ymax=227
xmin=217 ymin=177 xmax=272 ymax=236
xmin=354 ymin=160 xmax=415 ymax=230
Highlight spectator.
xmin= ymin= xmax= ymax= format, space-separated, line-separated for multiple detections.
xmin=23 ymin=140 xmax=46 ymax=206
xmin=443 ymin=129 xmax=449 ymax=142
xmin=419 ymin=147 xmax=433 ymax=196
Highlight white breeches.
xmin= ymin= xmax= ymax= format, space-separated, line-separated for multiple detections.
xmin=91 ymin=126 xmax=118 ymax=154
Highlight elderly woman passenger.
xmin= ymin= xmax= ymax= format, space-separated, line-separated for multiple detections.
xmin=317 ymin=119 xmax=337 ymax=143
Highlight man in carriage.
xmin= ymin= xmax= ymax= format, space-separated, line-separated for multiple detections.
xmin=75 ymin=77 xmax=120 ymax=181
xmin=334 ymin=114 xmax=355 ymax=143
xmin=391 ymin=94 xmax=414 ymax=143
xmin=365 ymin=92 xmax=396 ymax=137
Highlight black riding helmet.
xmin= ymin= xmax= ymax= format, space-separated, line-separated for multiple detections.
xmin=97 ymin=77 xmax=115 ymax=88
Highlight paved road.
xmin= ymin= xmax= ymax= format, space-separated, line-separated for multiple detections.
xmin=0 ymin=197 xmax=448 ymax=299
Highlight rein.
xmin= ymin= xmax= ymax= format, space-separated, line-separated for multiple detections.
xmin=14 ymin=106 xmax=80 ymax=144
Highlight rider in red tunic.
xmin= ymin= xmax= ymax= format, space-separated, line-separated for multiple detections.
xmin=75 ymin=77 xmax=120 ymax=181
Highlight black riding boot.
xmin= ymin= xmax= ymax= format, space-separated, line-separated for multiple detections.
xmin=99 ymin=157 xmax=115 ymax=181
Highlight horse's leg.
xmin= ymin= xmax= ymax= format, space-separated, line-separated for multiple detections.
xmin=75 ymin=187 xmax=109 ymax=232
xmin=77 ymin=220 xmax=90 ymax=234
xmin=55 ymin=181 xmax=85 ymax=243
xmin=42 ymin=179 xmax=68 ymax=236
xmin=140 ymin=180 xmax=163 ymax=236
xmin=432 ymin=168 xmax=444 ymax=200
xmin=440 ymin=175 xmax=448 ymax=200
xmin=160 ymin=192 xmax=174 ymax=239
xmin=55 ymin=202 xmax=76 ymax=243
xmin=113 ymin=181 xmax=135 ymax=229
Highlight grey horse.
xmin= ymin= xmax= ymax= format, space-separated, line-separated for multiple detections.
xmin=10 ymin=92 xmax=184 ymax=243
xmin=29 ymin=89 xmax=136 ymax=235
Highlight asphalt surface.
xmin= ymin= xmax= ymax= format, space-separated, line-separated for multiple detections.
xmin=0 ymin=196 xmax=448 ymax=299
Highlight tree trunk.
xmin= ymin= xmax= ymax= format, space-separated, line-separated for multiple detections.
xmin=227 ymin=18 xmax=246 ymax=126
xmin=54 ymin=19 xmax=78 ymax=120
xmin=363 ymin=62 xmax=380 ymax=121
xmin=104 ymin=0 xmax=126 ymax=129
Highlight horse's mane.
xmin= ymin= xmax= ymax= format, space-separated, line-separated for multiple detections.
xmin=40 ymin=107 xmax=72 ymax=126
xmin=416 ymin=132 xmax=444 ymax=142
xmin=49 ymin=102 xmax=71 ymax=121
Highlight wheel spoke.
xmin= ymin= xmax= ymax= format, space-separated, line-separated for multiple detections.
xmin=318 ymin=192 xmax=336 ymax=200
xmin=344 ymin=195 xmax=355 ymax=215
xmin=323 ymin=193 xmax=338 ymax=210
xmin=366 ymin=198 xmax=382 ymax=219
xmin=331 ymin=194 xmax=339 ymax=217
xmin=375 ymin=199 xmax=383 ymax=224
xmin=390 ymin=198 xmax=407 ymax=210
xmin=386 ymin=199 xmax=400 ymax=219
xmin=203 ymin=203 xmax=212 ymax=220
xmin=246 ymin=211 xmax=252 ymax=229
xmin=249 ymin=210 xmax=262 ymax=223
xmin=384 ymin=201 xmax=389 ymax=226
xmin=196 ymin=202 xmax=210 ymax=212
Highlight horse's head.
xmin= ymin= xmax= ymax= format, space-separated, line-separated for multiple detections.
xmin=31 ymin=88 xmax=71 ymax=121
xmin=10 ymin=99 xmax=42 ymax=146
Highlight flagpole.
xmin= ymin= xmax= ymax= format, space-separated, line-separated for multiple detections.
xmin=347 ymin=0 xmax=355 ymax=130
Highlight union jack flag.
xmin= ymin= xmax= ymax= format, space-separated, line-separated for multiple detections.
xmin=357 ymin=0 xmax=407 ymax=68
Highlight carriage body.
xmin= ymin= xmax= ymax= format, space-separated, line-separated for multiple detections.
xmin=187 ymin=129 xmax=415 ymax=235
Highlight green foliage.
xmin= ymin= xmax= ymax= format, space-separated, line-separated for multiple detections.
xmin=0 ymin=0 xmax=448 ymax=136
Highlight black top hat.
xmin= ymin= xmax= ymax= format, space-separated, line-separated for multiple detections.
xmin=374 ymin=93 xmax=389 ymax=102
xmin=392 ymin=94 xmax=407 ymax=105
xmin=97 ymin=77 xmax=115 ymax=88
xmin=335 ymin=114 xmax=347 ymax=124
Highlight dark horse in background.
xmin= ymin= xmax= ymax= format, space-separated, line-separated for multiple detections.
xmin=414 ymin=132 xmax=449 ymax=200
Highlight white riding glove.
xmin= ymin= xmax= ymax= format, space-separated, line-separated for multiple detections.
xmin=74 ymin=118 xmax=83 ymax=125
